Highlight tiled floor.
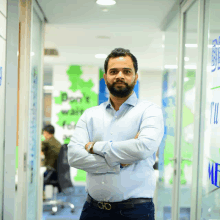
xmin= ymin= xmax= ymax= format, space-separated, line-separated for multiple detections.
xmin=42 ymin=185 xmax=87 ymax=220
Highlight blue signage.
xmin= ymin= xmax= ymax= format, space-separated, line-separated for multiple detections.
xmin=210 ymin=102 xmax=219 ymax=124
xmin=208 ymin=161 xmax=220 ymax=188
xmin=211 ymin=36 xmax=220 ymax=72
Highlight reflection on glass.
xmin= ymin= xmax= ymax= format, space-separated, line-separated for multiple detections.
xmin=179 ymin=1 xmax=199 ymax=219
xmin=200 ymin=0 xmax=220 ymax=219
xmin=26 ymin=9 xmax=43 ymax=219
xmin=156 ymin=15 xmax=178 ymax=220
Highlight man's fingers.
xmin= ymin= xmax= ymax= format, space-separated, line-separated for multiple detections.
xmin=134 ymin=131 xmax=140 ymax=139
xmin=121 ymin=164 xmax=130 ymax=167
xmin=85 ymin=142 xmax=92 ymax=151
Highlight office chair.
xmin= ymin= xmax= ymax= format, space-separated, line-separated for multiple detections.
xmin=43 ymin=144 xmax=75 ymax=215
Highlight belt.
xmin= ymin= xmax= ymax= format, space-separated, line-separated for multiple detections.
xmin=86 ymin=194 xmax=152 ymax=211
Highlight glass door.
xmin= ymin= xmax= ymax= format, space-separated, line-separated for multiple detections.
xmin=26 ymin=6 xmax=44 ymax=220
xmin=156 ymin=14 xmax=179 ymax=220
xmin=0 ymin=1 xmax=7 ymax=216
xmin=171 ymin=0 xmax=199 ymax=219
xmin=16 ymin=1 xmax=44 ymax=219
xmin=197 ymin=0 xmax=220 ymax=219
xmin=178 ymin=1 xmax=199 ymax=219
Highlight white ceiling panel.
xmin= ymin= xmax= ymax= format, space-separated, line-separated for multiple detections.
xmin=39 ymin=0 xmax=177 ymax=71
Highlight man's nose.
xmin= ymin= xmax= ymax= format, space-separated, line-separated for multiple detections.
xmin=116 ymin=71 xmax=124 ymax=78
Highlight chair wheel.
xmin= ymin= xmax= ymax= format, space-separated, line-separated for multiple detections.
xmin=71 ymin=208 xmax=75 ymax=213
xmin=61 ymin=205 xmax=65 ymax=209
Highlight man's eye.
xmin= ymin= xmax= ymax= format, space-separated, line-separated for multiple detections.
xmin=111 ymin=71 xmax=116 ymax=74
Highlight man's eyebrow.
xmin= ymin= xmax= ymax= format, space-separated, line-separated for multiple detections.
xmin=109 ymin=68 xmax=132 ymax=70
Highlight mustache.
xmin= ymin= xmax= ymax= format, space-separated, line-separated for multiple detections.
xmin=113 ymin=80 xmax=127 ymax=85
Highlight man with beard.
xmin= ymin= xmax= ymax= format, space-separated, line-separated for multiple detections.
xmin=68 ymin=48 xmax=164 ymax=220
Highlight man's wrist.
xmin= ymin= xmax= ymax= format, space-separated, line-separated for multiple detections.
xmin=87 ymin=142 xmax=95 ymax=154
xmin=90 ymin=142 xmax=95 ymax=154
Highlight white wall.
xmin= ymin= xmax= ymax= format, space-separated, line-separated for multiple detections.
xmin=139 ymin=71 xmax=162 ymax=107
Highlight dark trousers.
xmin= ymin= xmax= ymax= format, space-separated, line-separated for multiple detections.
xmin=43 ymin=170 xmax=49 ymax=191
xmin=79 ymin=200 xmax=155 ymax=220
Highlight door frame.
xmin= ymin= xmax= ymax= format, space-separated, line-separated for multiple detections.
xmin=16 ymin=0 xmax=45 ymax=219
xmin=172 ymin=0 xmax=203 ymax=220
xmin=3 ymin=0 xmax=19 ymax=219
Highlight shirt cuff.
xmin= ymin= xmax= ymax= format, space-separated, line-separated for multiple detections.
xmin=93 ymin=141 xmax=119 ymax=167
xmin=108 ymin=164 xmax=121 ymax=174
xmin=92 ymin=141 xmax=109 ymax=157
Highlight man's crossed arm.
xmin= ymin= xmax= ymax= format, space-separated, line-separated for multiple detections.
xmin=85 ymin=132 xmax=140 ymax=168
xmin=68 ymin=106 xmax=164 ymax=174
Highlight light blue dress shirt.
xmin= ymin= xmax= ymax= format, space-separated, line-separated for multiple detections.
xmin=68 ymin=92 xmax=164 ymax=202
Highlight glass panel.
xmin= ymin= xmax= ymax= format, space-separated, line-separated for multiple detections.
xmin=0 ymin=32 xmax=6 ymax=219
xmin=200 ymin=0 xmax=220 ymax=219
xmin=156 ymin=15 xmax=178 ymax=220
xmin=179 ymin=1 xmax=198 ymax=219
xmin=26 ymin=8 xmax=43 ymax=219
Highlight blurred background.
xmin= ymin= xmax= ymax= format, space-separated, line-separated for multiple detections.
xmin=1 ymin=0 xmax=220 ymax=220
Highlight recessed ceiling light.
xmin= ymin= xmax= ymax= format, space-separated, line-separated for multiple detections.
xmin=96 ymin=0 xmax=116 ymax=6
xmin=95 ymin=54 xmax=107 ymax=59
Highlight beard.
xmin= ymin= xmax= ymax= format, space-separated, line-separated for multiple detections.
xmin=106 ymin=79 xmax=136 ymax=98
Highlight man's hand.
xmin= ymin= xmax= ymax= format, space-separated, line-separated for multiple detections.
xmin=85 ymin=142 xmax=95 ymax=154
xmin=121 ymin=131 xmax=140 ymax=167
xmin=134 ymin=131 xmax=140 ymax=139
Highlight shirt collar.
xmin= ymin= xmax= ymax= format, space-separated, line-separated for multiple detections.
xmin=105 ymin=91 xmax=138 ymax=109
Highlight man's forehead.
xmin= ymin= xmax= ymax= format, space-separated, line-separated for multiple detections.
xmin=108 ymin=56 xmax=134 ymax=68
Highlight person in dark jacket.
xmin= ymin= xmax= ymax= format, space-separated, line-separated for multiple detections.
xmin=41 ymin=124 xmax=61 ymax=200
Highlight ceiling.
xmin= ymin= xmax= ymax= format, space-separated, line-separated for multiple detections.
xmin=38 ymin=0 xmax=177 ymax=72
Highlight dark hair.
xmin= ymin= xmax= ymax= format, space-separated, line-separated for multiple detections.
xmin=104 ymin=48 xmax=138 ymax=74
xmin=42 ymin=124 xmax=55 ymax=134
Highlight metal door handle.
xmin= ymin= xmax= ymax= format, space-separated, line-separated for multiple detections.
xmin=181 ymin=158 xmax=192 ymax=162
xmin=169 ymin=157 xmax=192 ymax=162
xmin=169 ymin=157 xmax=176 ymax=161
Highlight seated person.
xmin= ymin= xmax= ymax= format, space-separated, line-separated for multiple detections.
xmin=41 ymin=124 xmax=61 ymax=200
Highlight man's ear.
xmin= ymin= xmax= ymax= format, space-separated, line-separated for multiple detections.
xmin=103 ymin=73 xmax=107 ymax=84
xmin=135 ymin=73 xmax=138 ymax=83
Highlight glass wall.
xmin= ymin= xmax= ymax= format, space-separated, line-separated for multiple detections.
xmin=0 ymin=0 xmax=7 ymax=216
xmin=157 ymin=0 xmax=220 ymax=219
xmin=179 ymin=1 xmax=198 ymax=219
xmin=16 ymin=1 xmax=44 ymax=219
xmin=157 ymin=13 xmax=179 ymax=220
xmin=26 ymin=7 xmax=43 ymax=219
xmin=199 ymin=0 xmax=220 ymax=219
